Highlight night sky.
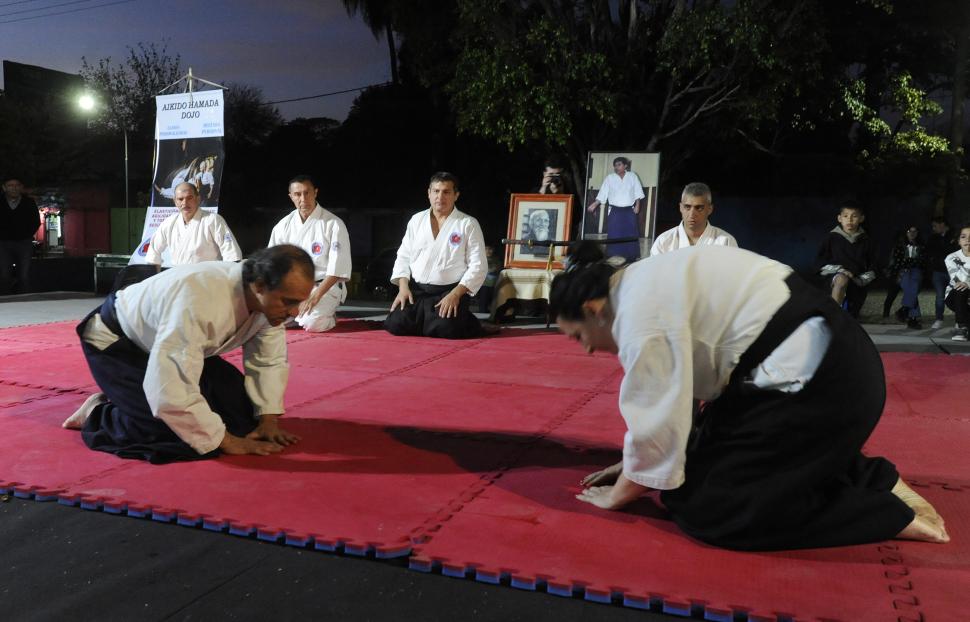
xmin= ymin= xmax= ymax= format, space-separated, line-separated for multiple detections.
xmin=0 ymin=0 xmax=390 ymax=121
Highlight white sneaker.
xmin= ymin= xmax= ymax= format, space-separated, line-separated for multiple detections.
xmin=931 ymin=320 xmax=943 ymax=330
xmin=953 ymin=331 xmax=969 ymax=342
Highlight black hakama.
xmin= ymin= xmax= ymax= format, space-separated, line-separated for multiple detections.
xmin=76 ymin=294 xmax=258 ymax=464
xmin=659 ymin=273 xmax=915 ymax=550
xmin=384 ymin=280 xmax=483 ymax=339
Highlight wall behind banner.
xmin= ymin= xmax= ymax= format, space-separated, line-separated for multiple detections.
xmin=130 ymin=90 xmax=226 ymax=265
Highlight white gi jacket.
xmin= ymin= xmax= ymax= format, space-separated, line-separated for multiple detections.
xmin=145 ymin=209 xmax=242 ymax=266
xmin=596 ymin=172 xmax=645 ymax=208
xmin=611 ymin=246 xmax=794 ymax=490
xmin=650 ymin=222 xmax=738 ymax=256
xmin=268 ymin=205 xmax=352 ymax=282
xmin=390 ymin=208 xmax=487 ymax=295
xmin=110 ymin=262 xmax=288 ymax=454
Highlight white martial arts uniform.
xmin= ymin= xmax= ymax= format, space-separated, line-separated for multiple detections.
xmin=595 ymin=171 xmax=645 ymax=208
xmin=650 ymin=222 xmax=738 ymax=256
xmin=268 ymin=204 xmax=352 ymax=332
xmin=81 ymin=262 xmax=288 ymax=454
xmin=145 ymin=209 xmax=242 ymax=266
xmin=610 ymin=246 xmax=830 ymax=490
xmin=390 ymin=207 xmax=487 ymax=294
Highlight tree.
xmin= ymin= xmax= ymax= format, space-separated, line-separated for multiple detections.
xmin=404 ymin=0 xmax=832 ymax=186
xmin=342 ymin=0 xmax=399 ymax=84
xmin=79 ymin=41 xmax=183 ymax=142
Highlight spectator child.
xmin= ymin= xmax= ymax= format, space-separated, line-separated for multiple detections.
xmin=815 ymin=202 xmax=876 ymax=318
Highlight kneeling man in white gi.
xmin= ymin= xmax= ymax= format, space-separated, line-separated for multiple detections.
xmin=385 ymin=171 xmax=488 ymax=339
xmin=145 ymin=182 xmax=242 ymax=266
xmin=64 ymin=245 xmax=314 ymax=463
xmin=268 ymin=175 xmax=351 ymax=332
xmin=650 ymin=182 xmax=737 ymax=256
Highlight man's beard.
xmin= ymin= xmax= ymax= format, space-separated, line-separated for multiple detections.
xmin=534 ymin=227 xmax=549 ymax=241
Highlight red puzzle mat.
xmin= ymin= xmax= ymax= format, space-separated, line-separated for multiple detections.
xmin=0 ymin=321 xmax=967 ymax=621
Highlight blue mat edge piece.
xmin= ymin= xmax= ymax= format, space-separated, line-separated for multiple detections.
xmin=662 ymin=600 xmax=692 ymax=617
xmin=703 ymin=609 xmax=733 ymax=622
xmin=510 ymin=576 xmax=537 ymax=591
xmin=375 ymin=545 xmax=411 ymax=559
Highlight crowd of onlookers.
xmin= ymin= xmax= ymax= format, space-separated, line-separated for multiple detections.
xmin=813 ymin=202 xmax=970 ymax=340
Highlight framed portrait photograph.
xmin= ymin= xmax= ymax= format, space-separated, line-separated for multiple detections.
xmin=582 ymin=151 xmax=660 ymax=262
xmin=505 ymin=193 xmax=573 ymax=269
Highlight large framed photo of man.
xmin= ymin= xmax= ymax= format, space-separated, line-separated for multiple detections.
xmin=582 ymin=152 xmax=660 ymax=262
xmin=505 ymin=193 xmax=573 ymax=269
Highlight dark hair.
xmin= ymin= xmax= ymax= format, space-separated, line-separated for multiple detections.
xmin=548 ymin=241 xmax=616 ymax=321
xmin=613 ymin=156 xmax=631 ymax=167
xmin=242 ymin=244 xmax=314 ymax=289
xmin=543 ymin=155 xmax=566 ymax=170
xmin=429 ymin=171 xmax=460 ymax=192
xmin=839 ymin=200 xmax=865 ymax=216
xmin=931 ymin=216 xmax=949 ymax=227
xmin=288 ymin=174 xmax=316 ymax=189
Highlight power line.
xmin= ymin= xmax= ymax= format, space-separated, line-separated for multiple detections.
xmin=0 ymin=0 xmax=138 ymax=23
xmin=1 ymin=0 xmax=112 ymax=17
xmin=266 ymin=82 xmax=392 ymax=105
xmin=0 ymin=0 xmax=49 ymax=9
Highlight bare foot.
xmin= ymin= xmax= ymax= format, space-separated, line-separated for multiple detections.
xmin=893 ymin=478 xmax=949 ymax=543
xmin=62 ymin=393 xmax=107 ymax=429
xmin=581 ymin=461 xmax=623 ymax=487
xmin=897 ymin=514 xmax=950 ymax=543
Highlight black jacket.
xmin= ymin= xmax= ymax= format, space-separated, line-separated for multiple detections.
xmin=0 ymin=195 xmax=39 ymax=242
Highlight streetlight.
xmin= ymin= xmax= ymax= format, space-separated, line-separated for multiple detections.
xmin=77 ymin=92 xmax=130 ymax=252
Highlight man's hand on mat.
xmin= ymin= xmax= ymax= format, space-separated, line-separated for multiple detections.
xmin=219 ymin=433 xmax=284 ymax=456
xmin=248 ymin=414 xmax=301 ymax=447
xmin=581 ymin=461 xmax=623 ymax=487
xmin=576 ymin=474 xmax=646 ymax=510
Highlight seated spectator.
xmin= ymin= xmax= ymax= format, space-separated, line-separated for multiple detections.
xmin=944 ymin=224 xmax=970 ymax=341
xmin=927 ymin=217 xmax=960 ymax=329
xmin=384 ymin=172 xmax=490 ymax=339
xmin=815 ymin=201 xmax=876 ymax=318
xmin=650 ymin=182 xmax=737 ymax=255
xmin=886 ymin=225 xmax=927 ymax=329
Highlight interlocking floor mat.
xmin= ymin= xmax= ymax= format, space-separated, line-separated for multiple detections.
xmin=0 ymin=322 xmax=966 ymax=621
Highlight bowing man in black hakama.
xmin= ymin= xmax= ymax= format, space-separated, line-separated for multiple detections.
xmin=63 ymin=246 xmax=313 ymax=463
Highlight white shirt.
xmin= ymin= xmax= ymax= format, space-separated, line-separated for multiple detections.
xmin=944 ymin=250 xmax=970 ymax=298
xmin=390 ymin=207 xmax=487 ymax=294
xmin=269 ymin=205 xmax=352 ymax=282
xmin=145 ymin=209 xmax=242 ymax=266
xmin=99 ymin=262 xmax=288 ymax=455
xmin=611 ymin=246 xmax=794 ymax=490
xmin=650 ymin=222 xmax=738 ymax=256
xmin=595 ymin=172 xmax=645 ymax=207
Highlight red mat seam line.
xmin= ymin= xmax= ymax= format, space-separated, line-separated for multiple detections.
xmin=407 ymin=366 xmax=625 ymax=552
xmin=889 ymin=411 xmax=970 ymax=424
xmin=0 ymin=342 xmax=74 ymax=353
xmin=55 ymin=461 xmax=139 ymax=493
xmin=284 ymin=341 xmax=481 ymax=410
xmin=0 ymin=386 xmax=89 ymax=409
xmin=876 ymin=542 xmax=924 ymax=621
xmin=907 ymin=479 xmax=970 ymax=492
